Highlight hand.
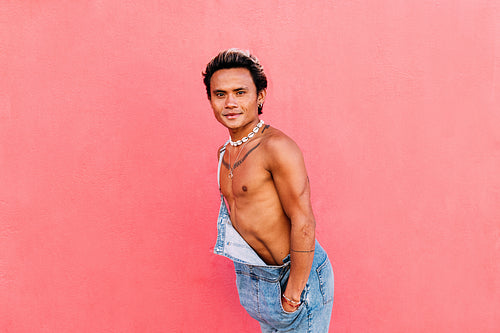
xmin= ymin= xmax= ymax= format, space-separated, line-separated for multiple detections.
xmin=281 ymin=296 xmax=299 ymax=313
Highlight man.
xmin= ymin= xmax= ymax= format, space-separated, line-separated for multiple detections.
xmin=203 ymin=49 xmax=334 ymax=332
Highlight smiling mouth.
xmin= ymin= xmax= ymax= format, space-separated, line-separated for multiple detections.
xmin=224 ymin=113 xmax=241 ymax=119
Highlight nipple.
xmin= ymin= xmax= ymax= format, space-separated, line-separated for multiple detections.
xmin=242 ymin=186 xmax=248 ymax=192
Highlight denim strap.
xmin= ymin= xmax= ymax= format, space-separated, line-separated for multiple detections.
xmin=217 ymin=141 xmax=230 ymax=190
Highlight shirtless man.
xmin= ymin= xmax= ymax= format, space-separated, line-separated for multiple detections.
xmin=203 ymin=49 xmax=334 ymax=332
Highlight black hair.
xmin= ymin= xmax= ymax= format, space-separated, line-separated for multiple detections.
xmin=203 ymin=48 xmax=267 ymax=114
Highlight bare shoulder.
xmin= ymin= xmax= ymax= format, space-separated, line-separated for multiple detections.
xmin=262 ymin=126 xmax=302 ymax=153
xmin=261 ymin=127 xmax=304 ymax=167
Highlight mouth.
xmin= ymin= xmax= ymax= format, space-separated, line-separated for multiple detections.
xmin=223 ymin=113 xmax=241 ymax=120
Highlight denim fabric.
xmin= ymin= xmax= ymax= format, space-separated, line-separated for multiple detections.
xmin=214 ymin=143 xmax=334 ymax=332
xmin=234 ymin=241 xmax=334 ymax=332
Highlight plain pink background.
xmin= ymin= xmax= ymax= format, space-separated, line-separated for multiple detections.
xmin=1 ymin=1 xmax=499 ymax=332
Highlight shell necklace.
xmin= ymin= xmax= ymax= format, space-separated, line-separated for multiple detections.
xmin=229 ymin=119 xmax=264 ymax=146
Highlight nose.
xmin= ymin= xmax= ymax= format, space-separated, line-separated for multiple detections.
xmin=224 ymin=94 xmax=237 ymax=108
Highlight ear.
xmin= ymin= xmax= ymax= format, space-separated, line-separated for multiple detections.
xmin=257 ymin=88 xmax=267 ymax=105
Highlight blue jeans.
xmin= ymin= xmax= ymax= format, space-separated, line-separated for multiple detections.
xmin=235 ymin=241 xmax=334 ymax=332
xmin=214 ymin=196 xmax=334 ymax=332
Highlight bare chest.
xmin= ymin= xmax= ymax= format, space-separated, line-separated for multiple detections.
xmin=219 ymin=144 xmax=270 ymax=200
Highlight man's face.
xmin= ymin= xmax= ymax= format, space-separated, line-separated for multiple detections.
xmin=209 ymin=67 xmax=266 ymax=130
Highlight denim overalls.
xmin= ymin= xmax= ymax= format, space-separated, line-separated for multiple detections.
xmin=214 ymin=142 xmax=334 ymax=332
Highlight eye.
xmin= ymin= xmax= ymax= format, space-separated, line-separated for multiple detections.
xmin=236 ymin=90 xmax=245 ymax=96
xmin=215 ymin=92 xmax=225 ymax=98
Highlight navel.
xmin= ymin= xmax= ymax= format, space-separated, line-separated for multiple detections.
xmin=242 ymin=185 xmax=248 ymax=192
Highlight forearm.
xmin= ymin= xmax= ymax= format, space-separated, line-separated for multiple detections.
xmin=283 ymin=216 xmax=316 ymax=301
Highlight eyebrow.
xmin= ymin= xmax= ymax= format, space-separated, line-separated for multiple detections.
xmin=212 ymin=86 xmax=249 ymax=94
xmin=234 ymin=87 xmax=249 ymax=91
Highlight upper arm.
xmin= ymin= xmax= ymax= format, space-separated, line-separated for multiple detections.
xmin=266 ymin=136 xmax=314 ymax=223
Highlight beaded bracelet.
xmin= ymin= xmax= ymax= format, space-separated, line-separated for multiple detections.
xmin=282 ymin=294 xmax=301 ymax=307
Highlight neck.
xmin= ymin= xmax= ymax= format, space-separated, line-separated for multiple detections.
xmin=228 ymin=119 xmax=261 ymax=141
xmin=228 ymin=119 xmax=264 ymax=147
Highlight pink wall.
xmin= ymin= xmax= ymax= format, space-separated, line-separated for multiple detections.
xmin=1 ymin=1 xmax=499 ymax=332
